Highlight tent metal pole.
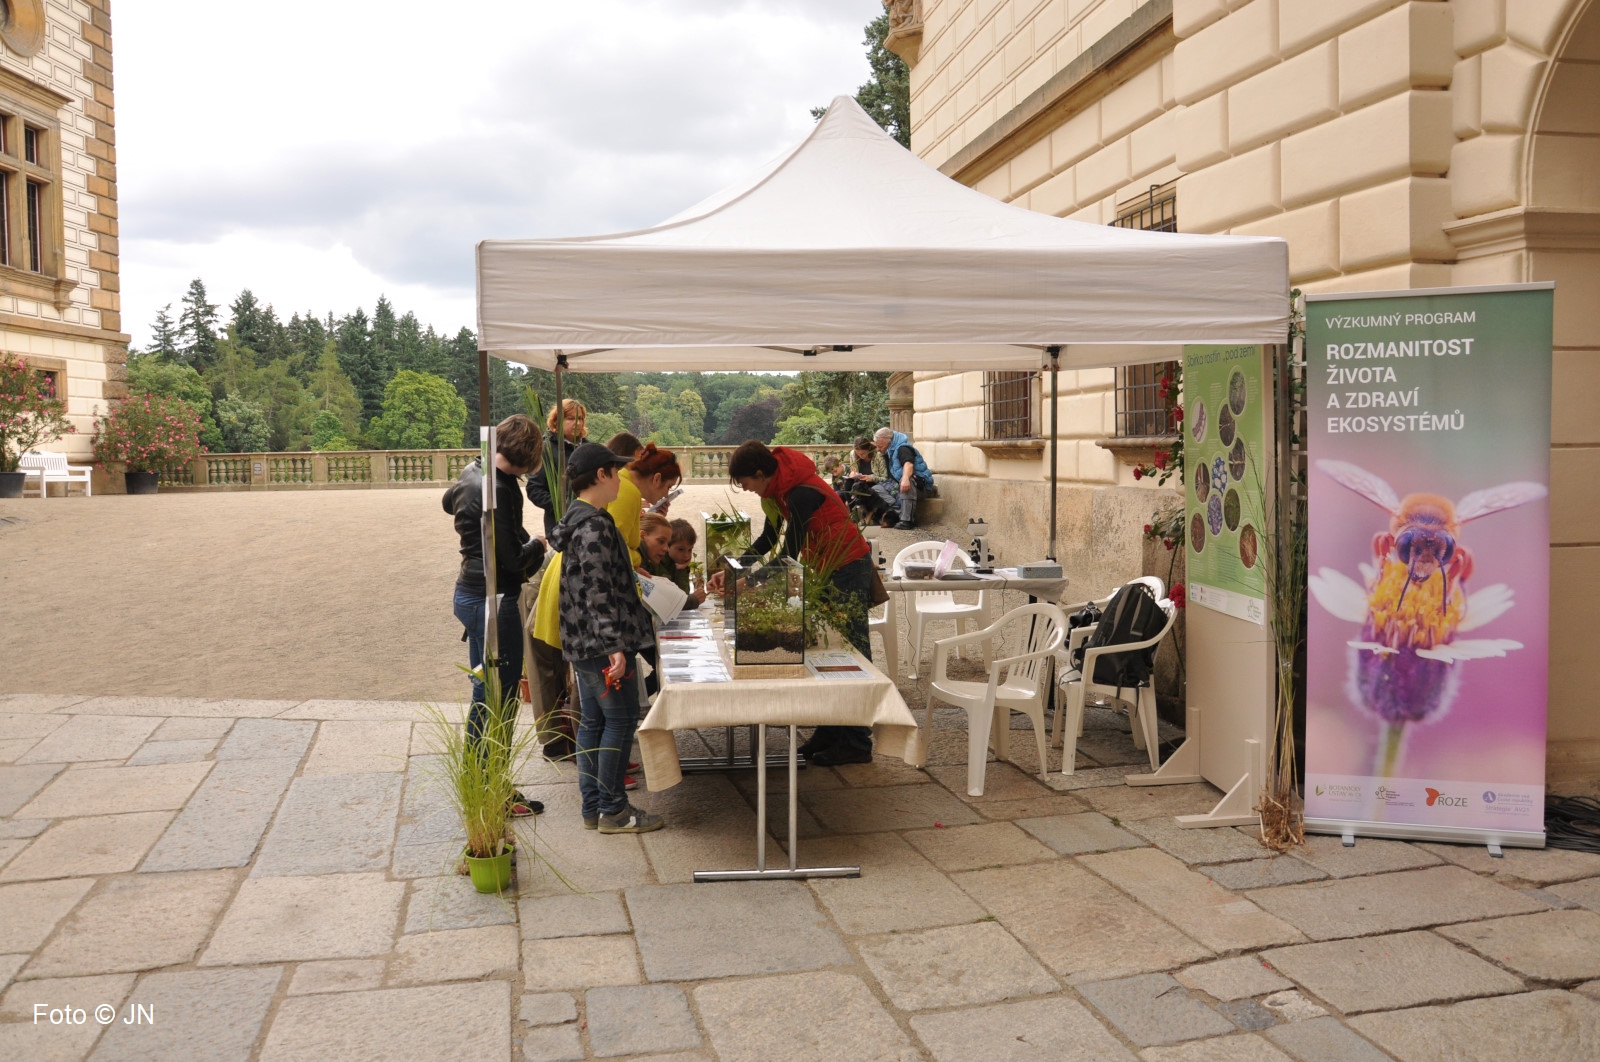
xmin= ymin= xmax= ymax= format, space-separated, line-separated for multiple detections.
xmin=1047 ymin=346 xmax=1060 ymax=562
xmin=554 ymin=354 xmax=568 ymax=509
xmin=479 ymin=349 xmax=499 ymax=698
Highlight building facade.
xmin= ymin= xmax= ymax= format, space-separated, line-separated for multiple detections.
xmin=1 ymin=0 xmax=124 ymax=487
xmin=890 ymin=0 xmax=1599 ymax=788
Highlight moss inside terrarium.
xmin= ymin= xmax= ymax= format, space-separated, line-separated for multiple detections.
xmin=725 ymin=556 xmax=806 ymax=666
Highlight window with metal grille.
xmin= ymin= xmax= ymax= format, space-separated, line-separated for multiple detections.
xmin=1112 ymin=182 xmax=1178 ymax=436
xmin=984 ymin=371 xmax=1036 ymax=440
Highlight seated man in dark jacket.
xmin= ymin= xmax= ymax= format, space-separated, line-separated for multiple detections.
xmin=445 ymin=414 xmax=546 ymax=815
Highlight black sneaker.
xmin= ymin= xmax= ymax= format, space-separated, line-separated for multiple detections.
xmin=582 ymin=814 xmax=598 ymax=830
xmin=808 ymin=746 xmax=873 ymax=766
xmin=597 ymin=805 xmax=664 ymax=834
xmin=508 ymin=791 xmax=544 ymax=817
xmin=894 ymin=521 xmax=916 ymax=530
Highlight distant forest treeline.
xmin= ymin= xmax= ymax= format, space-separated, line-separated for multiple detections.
xmin=127 ymin=280 xmax=891 ymax=455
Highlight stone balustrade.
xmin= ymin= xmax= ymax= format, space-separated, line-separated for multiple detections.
xmin=154 ymin=444 xmax=856 ymax=491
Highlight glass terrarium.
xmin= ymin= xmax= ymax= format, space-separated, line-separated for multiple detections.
xmin=723 ymin=555 xmax=806 ymax=666
xmin=703 ymin=511 xmax=751 ymax=574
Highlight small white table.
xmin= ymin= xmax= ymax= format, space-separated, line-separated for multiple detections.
xmin=638 ymin=618 xmax=921 ymax=882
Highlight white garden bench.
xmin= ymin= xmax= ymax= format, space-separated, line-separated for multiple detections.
xmin=19 ymin=451 xmax=92 ymax=498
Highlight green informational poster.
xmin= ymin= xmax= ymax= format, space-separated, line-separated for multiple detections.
xmin=1184 ymin=344 xmax=1266 ymax=624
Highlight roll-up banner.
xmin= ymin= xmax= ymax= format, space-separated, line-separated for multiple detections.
xmin=1304 ymin=283 xmax=1553 ymax=847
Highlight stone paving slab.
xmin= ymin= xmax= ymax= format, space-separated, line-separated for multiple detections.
xmin=126 ymin=738 xmax=219 ymax=765
xmin=0 ymin=953 xmax=24 ymax=992
xmin=152 ymin=717 xmax=235 ymax=741
xmin=389 ymin=924 xmax=519 ymax=985
xmin=1416 ymin=842 xmax=1600 ymax=886
xmin=628 ymin=880 xmax=849 ymax=981
xmin=902 ymin=820 xmax=1057 ymax=871
xmin=15 ymin=714 xmax=160 ymax=762
xmin=1259 ymin=989 xmax=1327 ymax=1022
xmin=0 ymin=818 xmax=47 ymax=839
xmin=0 ymin=763 xmax=62 ymax=817
xmin=277 ymin=698 xmax=437 ymax=721
xmin=1264 ymin=1015 xmax=1392 ymax=1062
xmin=829 ymin=755 xmax=934 ymax=788
xmin=520 ymin=890 xmax=631 ymax=939
xmin=1077 ymin=972 xmax=1237 ymax=1047
xmin=88 ymin=966 xmax=283 ymax=1062
xmin=1017 ymin=811 xmax=1146 ymax=854
xmin=1247 ymin=866 xmax=1547 ymax=941
xmin=1216 ymin=998 xmax=1278 ymax=1031
xmin=141 ymin=755 xmax=301 ymax=872
xmin=803 ymin=781 xmax=983 ymax=833
xmin=258 ymin=980 xmax=509 ymax=1062
xmin=811 ymin=861 xmax=988 ymax=935
xmin=1140 ymin=1033 xmax=1295 ymax=1061
xmin=1 ymin=810 xmax=174 ymax=881
xmin=1262 ymin=930 xmax=1525 ymax=1014
xmin=1350 ymin=988 xmax=1600 ymax=1062
xmin=0 ymin=877 xmax=94 ymax=952
xmin=1438 ymin=909 xmax=1600 ymax=982
xmin=1043 ymin=765 xmax=1144 ymax=791
xmin=636 ymin=773 xmax=776 ymax=885
xmin=955 ymin=860 xmax=1211 ymax=982
xmin=587 ymin=984 xmax=702 ymax=1057
xmin=389 ymin=839 xmax=462 ymax=879
xmin=927 ymin=762 xmax=1055 ymax=803
xmin=520 ymin=991 xmax=578 ymax=1025
xmin=214 ymin=718 xmax=316 ymax=760
xmin=522 ymin=1024 xmax=585 ymax=1062
xmin=66 ymin=696 xmax=299 ymax=717
xmin=303 ymin=720 xmax=411 ymax=775
xmin=910 ymin=995 xmax=1138 ymax=1061
xmin=0 ymin=972 xmax=134 ymax=1061
xmin=1175 ymin=957 xmax=1293 ymax=1001
xmin=695 ymin=970 xmax=920 ymax=1062
xmin=970 ymin=792 xmax=1092 ymax=820
xmin=1079 ymin=782 xmax=1226 ymax=821
xmin=1549 ymin=876 xmax=1600 ymax=913
xmin=202 ymin=872 xmax=404 ymax=965
xmin=24 ymin=868 xmax=238 ymax=979
xmin=0 ymin=713 xmax=69 ymax=742
xmin=402 ymin=874 xmax=518 ymax=933
xmin=522 ymin=935 xmax=642 ymax=991
xmin=0 ymin=838 xmax=25 ymax=872
xmin=0 ymin=693 xmax=89 ymax=713
xmin=15 ymin=760 xmax=213 ymax=818
xmin=1291 ymin=835 xmax=1442 ymax=878
xmin=251 ymin=772 xmax=403 ymax=876
xmin=1081 ymin=848 xmax=1304 ymax=953
xmin=1127 ymin=816 xmax=1271 ymax=865
xmin=858 ymin=921 xmax=1059 ymax=1011
xmin=0 ymin=738 xmax=40 ymax=763
xmin=1200 ymin=858 xmax=1328 ymax=891
xmin=286 ymin=958 xmax=384 ymax=995
xmin=511 ymin=783 xmax=655 ymax=898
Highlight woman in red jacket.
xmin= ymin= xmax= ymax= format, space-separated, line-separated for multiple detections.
xmin=709 ymin=440 xmax=875 ymax=765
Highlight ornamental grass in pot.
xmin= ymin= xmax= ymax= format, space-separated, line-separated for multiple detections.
xmin=92 ymin=394 xmax=204 ymax=494
xmin=0 ymin=351 xmax=74 ymax=498
xmin=423 ymin=666 xmax=545 ymax=894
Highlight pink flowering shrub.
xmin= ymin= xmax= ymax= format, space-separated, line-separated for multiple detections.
xmin=93 ymin=393 xmax=204 ymax=473
xmin=1 ymin=351 xmax=74 ymax=473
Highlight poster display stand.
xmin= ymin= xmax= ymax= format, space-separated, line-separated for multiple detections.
xmin=1128 ymin=345 xmax=1275 ymax=831
xmin=1303 ymin=284 xmax=1553 ymax=849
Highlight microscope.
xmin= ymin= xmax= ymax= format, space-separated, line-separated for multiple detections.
xmin=967 ymin=517 xmax=995 ymax=573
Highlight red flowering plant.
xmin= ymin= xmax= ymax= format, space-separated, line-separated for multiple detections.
xmin=1129 ymin=361 xmax=1186 ymax=559
xmin=0 ymin=351 xmax=74 ymax=473
xmin=92 ymin=393 xmax=204 ymax=473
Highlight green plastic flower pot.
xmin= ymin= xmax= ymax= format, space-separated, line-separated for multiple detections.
xmin=465 ymin=844 xmax=514 ymax=894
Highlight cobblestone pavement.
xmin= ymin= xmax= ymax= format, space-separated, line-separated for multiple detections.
xmin=4 ymin=692 xmax=1599 ymax=1061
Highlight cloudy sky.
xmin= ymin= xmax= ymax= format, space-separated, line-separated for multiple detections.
xmin=116 ymin=0 xmax=885 ymax=347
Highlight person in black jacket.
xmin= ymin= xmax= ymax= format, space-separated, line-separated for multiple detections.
xmin=446 ymin=415 xmax=546 ymax=785
xmin=526 ymin=398 xmax=587 ymax=537
xmin=548 ymin=443 xmax=664 ymax=834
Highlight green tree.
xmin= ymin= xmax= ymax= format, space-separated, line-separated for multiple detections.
xmin=371 ymin=296 xmax=399 ymax=380
xmin=368 ymin=370 xmax=469 ymax=449
xmin=229 ymin=289 xmax=288 ymax=364
xmin=308 ymin=341 xmax=363 ymax=440
xmin=813 ymin=13 xmax=909 ymax=147
xmin=309 ymin=409 xmax=357 ymax=451
xmin=674 ymin=388 xmax=707 ymax=440
xmin=147 ymin=304 xmax=180 ymax=361
xmin=178 ymin=278 xmax=221 ymax=369
xmin=583 ymin=410 xmax=627 ymax=446
xmin=215 ymin=393 xmax=270 ymax=452
xmin=721 ymin=393 xmax=783 ymax=444
xmin=772 ymin=404 xmax=831 ymax=444
xmin=250 ymin=359 xmax=314 ymax=451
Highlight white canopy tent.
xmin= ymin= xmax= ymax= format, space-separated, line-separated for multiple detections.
xmin=469 ymin=96 xmax=1288 ymax=654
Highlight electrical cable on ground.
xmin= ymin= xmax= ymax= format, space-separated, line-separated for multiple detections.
xmin=1545 ymin=795 xmax=1600 ymax=853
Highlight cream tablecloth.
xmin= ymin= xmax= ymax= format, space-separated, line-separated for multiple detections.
xmin=638 ymin=627 xmax=922 ymax=790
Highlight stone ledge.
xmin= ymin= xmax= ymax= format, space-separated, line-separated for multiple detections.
xmin=1095 ymin=434 xmax=1178 ymax=466
xmin=972 ymin=438 xmax=1045 ymax=460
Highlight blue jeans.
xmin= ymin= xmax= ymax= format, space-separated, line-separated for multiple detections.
xmin=452 ymin=584 xmax=524 ymax=746
xmin=809 ymin=556 xmax=874 ymax=756
xmin=573 ymin=654 xmax=642 ymax=818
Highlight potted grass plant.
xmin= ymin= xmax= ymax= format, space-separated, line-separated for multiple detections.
xmin=0 ymin=351 xmax=73 ymax=498
xmin=423 ymin=667 xmax=544 ymax=894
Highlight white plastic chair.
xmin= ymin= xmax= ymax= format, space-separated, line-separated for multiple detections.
xmin=867 ymin=594 xmax=899 ymax=679
xmin=1050 ymin=576 xmax=1165 ymax=739
xmin=926 ymin=602 xmax=1066 ymax=796
xmin=1053 ymin=596 xmax=1177 ymax=774
xmin=893 ymin=541 xmax=990 ymax=679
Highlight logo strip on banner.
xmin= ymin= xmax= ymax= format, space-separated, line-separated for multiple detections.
xmin=1303 ymin=283 xmax=1553 ymax=847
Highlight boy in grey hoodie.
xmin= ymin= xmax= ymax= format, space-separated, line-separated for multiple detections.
xmin=547 ymin=443 xmax=663 ymax=833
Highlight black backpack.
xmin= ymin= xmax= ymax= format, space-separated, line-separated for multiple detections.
xmin=1082 ymin=581 xmax=1165 ymax=692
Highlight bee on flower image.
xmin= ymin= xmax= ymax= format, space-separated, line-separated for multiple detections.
xmin=1308 ymin=460 xmax=1546 ymax=780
